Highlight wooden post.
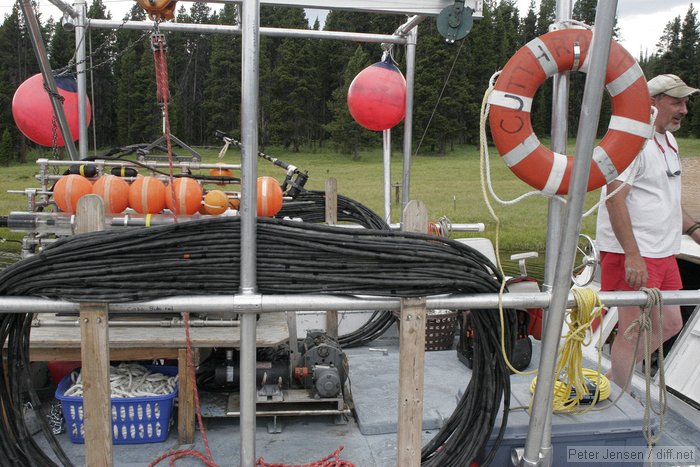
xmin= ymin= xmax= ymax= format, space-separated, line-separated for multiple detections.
xmin=178 ymin=348 xmax=197 ymax=444
xmin=325 ymin=178 xmax=338 ymax=339
xmin=75 ymin=195 xmax=113 ymax=466
xmin=396 ymin=200 xmax=428 ymax=467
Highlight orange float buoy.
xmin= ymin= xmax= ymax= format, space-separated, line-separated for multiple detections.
xmin=257 ymin=176 xmax=283 ymax=217
xmin=129 ymin=176 xmax=166 ymax=214
xmin=209 ymin=165 xmax=234 ymax=186
xmin=488 ymin=29 xmax=651 ymax=195
xmin=165 ymin=177 xmax=203 ymax=215
xmin=202 ymin=190 xmax=230 ymax=215
xmin=92 ymin=175 xmax=130 ymax=214
xmin=53 ymin=174 xmax=93 ymax=213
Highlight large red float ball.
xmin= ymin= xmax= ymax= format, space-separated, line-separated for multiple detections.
xmin=347 ymin=59 xmax=406 ymax=131
xmin=53 ymin=174 xmax=93 ymax=213
xmin=92 ymin=175 xmax=130 ymax=214
xmin=165 ymin=178 xmax=203 ymax=215
xmin=12 ymin=73 xmax=92 ymax=147
xmin=129 ymin=176 xmax=166 ymax=214
xmin=257 ymin=176 xmax=283 ymax=217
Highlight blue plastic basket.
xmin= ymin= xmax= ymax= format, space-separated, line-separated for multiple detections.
xmin=55 ymin=365 xmax=178 ymax=444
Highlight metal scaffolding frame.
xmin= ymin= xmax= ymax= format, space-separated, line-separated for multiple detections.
xmin=9 ymin=1 xmax=700 ymax=466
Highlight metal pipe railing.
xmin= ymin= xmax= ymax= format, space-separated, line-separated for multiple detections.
xmin=2 ymin=290 xmax=700 ymax=315
xmin=87 ymin=19 xmax=407 ymax=44
xmin=75 ymin=0 xmax=89 ymax=159
xmin=540 ymin=2 xmax=574 ymax=463
xmin=239 ymin=1 xmax=260 ymax=465
xmin=522 ymin=2 xmax=620 ymax=465
xmin=400 ymin=26 xmax=418 ymax=224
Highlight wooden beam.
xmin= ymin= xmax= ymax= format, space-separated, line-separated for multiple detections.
xmin=396 ymin=200 xmax=428 ymax=467
xmin=75 ymin=195 xmax=113 ymax=466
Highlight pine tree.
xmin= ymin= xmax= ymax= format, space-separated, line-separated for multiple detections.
xmin=204 ymin=4 xmax=241 ymax=143
xmin=520 ymin=1 xmax=538 ymax=44
xmin=47 ymin=16 xmax=74 ymax=71
xmin=677 ymin=5 xmax=699 ymax=137
xmin=0 ymin=127 xmax=13 ymax=166
xmin=0 ymin=2 xmax=40 ymax=163
xmin=85 ymin=0 xmax=116 ymax=149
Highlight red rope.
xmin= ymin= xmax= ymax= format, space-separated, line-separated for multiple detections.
xmin=149 ymin=30 xmax=214 ymax=467
xmin=255 ymin=446 xmax=356 ymax=467
xmin=152 ymin=32 xmax=178 ymax=221
xmin=148 ymin=311 xmax=218 ymax=467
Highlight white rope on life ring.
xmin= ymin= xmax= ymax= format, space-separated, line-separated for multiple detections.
xmin=488 ymin=28 xmax=654 ymax=195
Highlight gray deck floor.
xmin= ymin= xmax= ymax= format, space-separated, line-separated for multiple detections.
xmin=33 ymin=335 xmax=700 ymax=466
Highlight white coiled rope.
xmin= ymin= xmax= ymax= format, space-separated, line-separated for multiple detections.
xmin=64 ymin=363 xmax=178 ymax=398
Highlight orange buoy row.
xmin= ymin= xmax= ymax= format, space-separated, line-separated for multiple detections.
xmin=53 ymin=174 xmax=283 ymax=217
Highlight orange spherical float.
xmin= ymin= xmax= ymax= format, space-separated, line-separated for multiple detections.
xmin=92 ymin=175 xmax=130 ymax=214
xmin=165 ymin=177 xmax=203 ymax=215
xmin=12 ymin=73 xmax=92 ymax=147
xmin=129 ymin=176 xmax=166 ymax=214
xmin=347 ymin=58 xmax=406 ymax=131
xmin=202 ymin=190 xmax=230 ymax=215
xmin=209 ymin=164 xmax=234 ymax=186
xmin=53 ymin=174 xmax=93 ymax=213
xmin=257 ymin=176 xmax=284 ymax=217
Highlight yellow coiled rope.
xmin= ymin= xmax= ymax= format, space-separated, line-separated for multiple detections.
xmin=530 ymin=288 xmax=611 ymax=413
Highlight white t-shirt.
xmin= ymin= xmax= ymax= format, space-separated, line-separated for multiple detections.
xmin=595 ymin=131 xmax=683 ymax=257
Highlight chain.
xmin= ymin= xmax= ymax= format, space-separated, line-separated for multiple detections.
xmin=43 ymin=81 xmax=65 ymax=171
xmin=53 ymin=18 xmax=149 ymax=76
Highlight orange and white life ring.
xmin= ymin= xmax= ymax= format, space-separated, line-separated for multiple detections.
xmin=488 ymin=28 xmax=652 ymax=195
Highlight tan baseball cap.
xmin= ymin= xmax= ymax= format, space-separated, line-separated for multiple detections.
xmin=648 ymin=74 xmax=699 ymax=98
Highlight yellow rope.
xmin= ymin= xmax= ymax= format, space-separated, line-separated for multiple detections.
xmin=478 ymin=79 xmax=610 ymax=411
xmin=529 ymin=288 xmax=611 ymax=413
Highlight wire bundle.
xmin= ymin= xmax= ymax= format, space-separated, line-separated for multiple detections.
xmin=421 ymin=305 xmax=517 ymax=466
xmin=277 ymin=190 xmax=390 ymax=231
xmin=277 ymin=190 xmax=393 ymax=347
xmin=0 ymin=216 xmax=516 ymax=466
xmin=0 ymin=313 xmax=74 ymax=466
xmin=0 ymin=217 xmax=500 ymax=301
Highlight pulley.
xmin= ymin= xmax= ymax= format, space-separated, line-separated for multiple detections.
xmin=436 ymin=0 xmax=474 ymax=43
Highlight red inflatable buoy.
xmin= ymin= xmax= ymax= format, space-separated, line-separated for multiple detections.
xmin=12 ymin=73 xmax=91 ymax=147
xmin=347 ymin=59 xmax=406 ymax=131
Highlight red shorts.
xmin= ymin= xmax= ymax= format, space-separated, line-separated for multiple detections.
xmin=600 ymin=252 xmax=682 ymax=291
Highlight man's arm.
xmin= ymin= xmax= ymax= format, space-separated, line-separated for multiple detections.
xmin=605 ymin=180 xmax=648 ymax=289
xmin=682 ymin=208 xmax=700 ymax=244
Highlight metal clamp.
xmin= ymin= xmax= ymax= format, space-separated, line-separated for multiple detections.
xmin=233 ymin=293 xmax=263 ymax=314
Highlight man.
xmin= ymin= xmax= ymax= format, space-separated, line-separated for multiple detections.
xmin=595 ymin=74 xmax=700 ymax=389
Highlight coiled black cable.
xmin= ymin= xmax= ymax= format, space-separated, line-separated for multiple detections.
xmin=277 ymin=190 xmax=390 ymax=231
xmin=0 ymin=216 xmax=515 ymax=466
xmin=277 ymin=190 xmax=394 ymax=347
xmin=0 ymin=217 xmax=501 ymax=301
xmin=0 ymin=312 xmax=74 ymax=466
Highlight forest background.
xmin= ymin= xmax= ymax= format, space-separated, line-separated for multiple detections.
xmin=0 ymin=0 xmax=698 ymax=164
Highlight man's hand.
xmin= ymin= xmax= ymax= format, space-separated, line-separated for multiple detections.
xmin=624 ymin=254 xmax=647 ymax=289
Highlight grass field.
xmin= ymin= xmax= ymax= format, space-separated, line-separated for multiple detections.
xmin=2 ymin=137 xmax=699 ymax=279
